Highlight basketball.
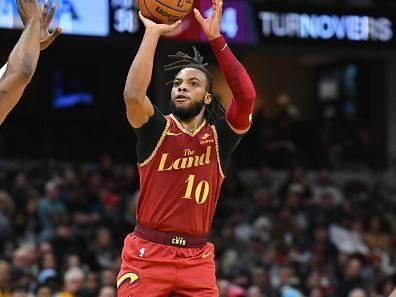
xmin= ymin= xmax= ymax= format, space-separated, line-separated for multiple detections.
xmin=137 ymin=0 xmax=194 ymax=24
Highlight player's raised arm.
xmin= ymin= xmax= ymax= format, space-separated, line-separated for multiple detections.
xmin=194 ymin=0 xmax=256 ymax=134
xmin=0 ymin=0 xmax=41 ymax=125
xmin=0 ymin=0 xmax=61 ymax=125
xmin=123 ymin=12 xmax=181 ymax=128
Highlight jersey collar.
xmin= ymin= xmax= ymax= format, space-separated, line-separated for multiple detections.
xmin=169 ymin=114 xmax=206 ymax=137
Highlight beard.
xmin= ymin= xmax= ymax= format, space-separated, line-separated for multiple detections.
xmin=169 ymin=98 xmax=205 ymax=120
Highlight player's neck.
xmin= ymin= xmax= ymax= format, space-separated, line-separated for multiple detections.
xmin=174 ymin=113 xmax=205 ymax=132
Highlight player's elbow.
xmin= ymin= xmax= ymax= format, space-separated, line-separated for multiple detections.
xmin=9 ymin=63 xmax=34 ymax=85
xmin=123 ymin=90 xmax=135 ymax=103
xmin=14 ymin=70 xmax=33 ymax=85
xmin=248 ymin=88 xmax=257 ymax=102
xmin=245 ymin=79 xmax=257 ymax=102
xmin=14 ymin=57 xmax=36 ymax=83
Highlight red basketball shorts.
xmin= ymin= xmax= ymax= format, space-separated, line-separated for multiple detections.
xmin=117 ymin=234 xmax=218 ymax=297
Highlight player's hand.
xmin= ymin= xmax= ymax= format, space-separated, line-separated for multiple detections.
xmin=19 ymin=0 xmax=62 ymax=50
xmin=39 ymin=0 xmax=62 ymax=50
xmin=193 ymin=0 xmax=222 ymax=40
xmin=17 ymin=0 xmax=42 ymax=24
xmin=139 ymin=11 xmax=182 ymax=35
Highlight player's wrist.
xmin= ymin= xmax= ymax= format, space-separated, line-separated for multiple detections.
xmin=207 ymin=33 xmax=222 ymax=41
xmin=145 ymin=27 xmax=162 ymax=38
xmin=26 ymin=17 xmax=41 ymax=26
xmin=209 ymin=35 xmax=226 ymax=52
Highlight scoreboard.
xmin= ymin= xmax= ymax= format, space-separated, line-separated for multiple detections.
xmin=0 ymin=0 xmax=395 ymax=46
xmin=0 ymin=0 xmax=109 ymax=36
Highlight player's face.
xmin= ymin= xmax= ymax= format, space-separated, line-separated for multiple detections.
xmin=170 ymin=68 xmax=212 ymax=120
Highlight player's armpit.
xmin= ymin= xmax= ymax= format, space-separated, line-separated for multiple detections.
xmin=125 ymin=95 xmax=155 ymax=128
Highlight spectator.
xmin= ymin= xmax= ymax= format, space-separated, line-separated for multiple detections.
xmin=35 ymin=284 xmax=53 ymax=297
xmin=0 ymin=191 xmax=13 ymax=253
xmin=348 ymin=288 xmax=368 ymax=297
xmin=0 ymin=260 xmax=11 ymax=297
xmin=9 ymin=286 xmax=28 ymax=297
xmin=335 ymin=256 xmax=365 ymax=297
xmin=37 ymin=181 xmax=68 ymax=241
xmin=57 ymin=267 xmax=84 ymax=297
xmin=98 ymin=286 xmax=116 ymax=297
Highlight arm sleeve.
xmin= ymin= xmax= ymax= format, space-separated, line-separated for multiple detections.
xmin=209 ymin=36 xmax=256 ymax=131
xmin=133 ymin=105 xmax=167 ymax=163
xmin=215 ymin=118 xmax=244 ymax=172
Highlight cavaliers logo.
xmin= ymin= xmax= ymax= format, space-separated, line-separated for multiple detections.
xmin=117 ymin=272 xmax=140 ymax=289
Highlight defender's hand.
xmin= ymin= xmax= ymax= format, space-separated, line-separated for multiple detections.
xmin=138 ymin=11 xmax=182 ymax=36
xmin=39 ymin=0 xmax=62 ymax=50
xmin=193 ymin=0 xmax=222 ymax=40
xmin=17 ymin=0 xmax=42 ymax=23
xmin=19 ymin=0 xmax=61 ymax=50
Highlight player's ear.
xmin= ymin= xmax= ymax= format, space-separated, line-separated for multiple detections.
xmin=204 ymin=93 xmax=212 ymax=105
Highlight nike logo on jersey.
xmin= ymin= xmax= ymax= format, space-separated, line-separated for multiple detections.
xmin=202 ymin=251 xmax=212 ymax=259
xmin=167 ymin=131 xmax=183 ymax=136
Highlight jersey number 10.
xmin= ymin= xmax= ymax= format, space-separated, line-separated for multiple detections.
xmin=182 ymin=174 xmax=209 ymax=205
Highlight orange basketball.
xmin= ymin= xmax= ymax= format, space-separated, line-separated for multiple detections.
xmin=138 ymin=0 xmax=194 ymax=24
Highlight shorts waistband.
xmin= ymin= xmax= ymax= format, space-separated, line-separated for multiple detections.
xmin=133 ymin=224 xmax=207 ymax=248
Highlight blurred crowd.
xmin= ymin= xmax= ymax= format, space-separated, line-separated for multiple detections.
xmin=238 ymin=93 xmax=373 ymax=171
xmin=0 ymin=156 xmax=396 ymax=297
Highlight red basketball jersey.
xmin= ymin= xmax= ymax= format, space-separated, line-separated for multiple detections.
xmin=136 ymin=114 xmax=225 ymax=236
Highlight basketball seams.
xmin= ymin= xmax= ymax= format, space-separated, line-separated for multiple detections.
xmin=139 ymin=0 xmax=192 ymax=23
xmin=154 ymin=0 xmax=191 ymax=13
xmin=143 ymin=0 xmax=162 ymax=23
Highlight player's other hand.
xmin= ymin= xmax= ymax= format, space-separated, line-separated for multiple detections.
xmin=39 ymin=0 xmax=62 ymax=50
xmin=138 ymin=11 xmax=182 ymax=36
xmin=193 ymin=0 xmax=222 ymax=40
xmin=17 ymin=0 xmax=42 ymax=24
xmin=18 ymin=0 xmax=62 ymax=50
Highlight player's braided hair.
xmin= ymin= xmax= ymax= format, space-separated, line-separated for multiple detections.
xmin=164 ymin=47 xmax=225 ymax=125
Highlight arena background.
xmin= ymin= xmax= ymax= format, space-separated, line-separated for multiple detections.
xmin=1 ymin=0 xmax=396 ymax=296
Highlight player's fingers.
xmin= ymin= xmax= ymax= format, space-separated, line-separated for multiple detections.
xmin=51 ymin=26 xmax=62 ymax=38
xmin=169 ymin=19 xmax=182 ymax=30
xmin=138 ymin=11 xmax=148 ymax=22
xmin=17 ymin=0 xmax=24 ymax=17
xmin=193 ymin=8 xmax=205 ymax=25
xmin=42 ymin=0 xmax=49 ymax=21
xmin=138 ymin=11 xmax=152 ymax=26
xmin=43 ymin=27 xmax=62 ymax=48
xmin=16 ymin=0 xmax=22 ymax=10
xmin=215 ymin=1 xmax=223 ymax=21
xmin=44 ymin=3 xmax=56 ymax=27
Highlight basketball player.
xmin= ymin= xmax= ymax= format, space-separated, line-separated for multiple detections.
xmin=117 ymin=0 xmax=256 ymax=296
xmin=0 ymin=0 xmax=61 ymax=125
